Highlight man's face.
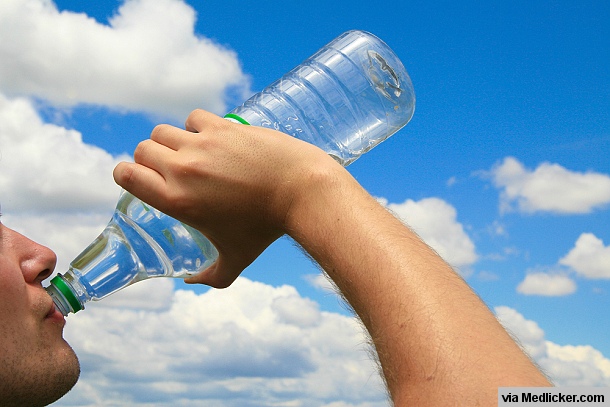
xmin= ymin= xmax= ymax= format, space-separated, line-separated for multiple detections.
xmin=0 ymin=223 xmax=80 ymax=406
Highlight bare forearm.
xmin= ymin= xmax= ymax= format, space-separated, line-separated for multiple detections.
xmin=113 ymin=112 xmax=550 ymax=404
xmin=285 ymin=163 xmax=550 ymax=405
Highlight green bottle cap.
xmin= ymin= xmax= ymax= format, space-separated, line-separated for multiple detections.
xmin=49 ymin=275 xmax=83 ymax=314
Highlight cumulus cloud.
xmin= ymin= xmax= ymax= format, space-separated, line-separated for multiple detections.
xmin=50 ymin=288 xmax=610 ymax=406
xmin=495 ymin=306 xmax=610 ymax=386
xmin=515 ymin=233 xmax=610 ymax=296
xmin=305 ymin=273 xmax=338 ymax=293
xmin=0 ymin=93 xmax=125 ymax=213
xmin=380 ymin=197 xmax=478 ymax=270
xmin=489 ymin=157 xmax=610 ymax=214
xmin=0 ymin=0 xmax=250 ymax=120
xmin=546 ymin=343 xmax=610 ymax=386
xmin=93 ymin=277 xmax=177 ymax=311
xmin=560 ymin=233 xmax=610 ymax=279
xmin=55 ymin=278 xmax=388 ymax=406
xmin=517 ymin=271 xmax=577 ymax=296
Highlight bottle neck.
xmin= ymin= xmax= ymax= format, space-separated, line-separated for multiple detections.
xmin=46 ymin=274 xmax=85 ymax=315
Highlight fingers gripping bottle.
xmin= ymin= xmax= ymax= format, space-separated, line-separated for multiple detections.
xmin=46 ymin=30 xmax=416 ymax=316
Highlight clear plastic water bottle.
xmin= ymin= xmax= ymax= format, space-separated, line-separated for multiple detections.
xmin=46 ymin=30 xmax=415 ymax=316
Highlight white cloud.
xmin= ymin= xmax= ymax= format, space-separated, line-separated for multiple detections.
xmin=495 ymin=306 xmax=610 ymax=387
xmin=54 ymin=278 xmax=387 ymax=406
xmin=517 ymin=272 xmax=577 ymax=296
xmin=381 ymin=197 xmax=478 ymax=270
xmin=91 ymin=278 xmax=177 ymax=311
xmin=560 ymin=233 xmax=610 ymax=279
xmin=0 ymin=0 xmax=250 ymax=120
xmin=50 ymin=290 xmax=610 ymax=406
xmin=515 ymin=233 xmax=610 ymax=296
xmin=305 ymin=273 xmax=338 ymax=293
xmin=0 ymin=93 xmax=125 ymax=213
xmin=546 ymin=343 xmax=610 ymax=385
xmin=489 ymin=157 xmax=610 ymax=214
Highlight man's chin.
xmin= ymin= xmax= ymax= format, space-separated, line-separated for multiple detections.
xmin=41 ymin=344 xmax=81 ymax=406
xmin=0 ymin=354 xmax=79 ymax=407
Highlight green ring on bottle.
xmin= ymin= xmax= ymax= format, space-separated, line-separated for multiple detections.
xmin=51 ymin=275 xmax=83 ymax=312
xmin=224 ymin=113 xmax=251 ymax=125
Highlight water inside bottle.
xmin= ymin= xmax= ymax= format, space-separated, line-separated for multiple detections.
xmin=68 ymin=192 xmax=218 ymax=301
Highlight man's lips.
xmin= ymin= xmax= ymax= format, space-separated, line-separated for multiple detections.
xmin=45 ymin=301 xmax=65 ymax=324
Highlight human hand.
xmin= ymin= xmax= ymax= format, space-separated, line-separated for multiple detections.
xmin=113 ymin=109 xmax=339 ymax=288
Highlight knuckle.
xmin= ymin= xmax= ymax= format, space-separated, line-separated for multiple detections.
xmin=132 ymin=140 xmax=151 ymax=163
xmin=150 ymin=124 xmax=171 ymax=140
xmin=185 ymin=109 xmax=206 ymax=131
xmin=186 ymin=109 xmax=228 ymax=133
xmin=189 ymin=108 xmax=206 ymax=118
xmin=114 ymin=164 xmax=136 ymax=189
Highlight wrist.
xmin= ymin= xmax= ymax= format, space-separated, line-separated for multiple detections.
xmin=281 ymin=155 xmax=375 ymax=252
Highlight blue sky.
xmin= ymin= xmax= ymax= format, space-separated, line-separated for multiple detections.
xmin=0 ymin=0 xmax=609 ymax=405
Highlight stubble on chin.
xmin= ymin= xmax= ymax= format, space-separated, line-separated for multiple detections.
xmin=0 ymin=338 xmax=80 ymax=407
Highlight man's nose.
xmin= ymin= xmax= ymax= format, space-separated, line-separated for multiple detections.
xmin=18 ymin=235 xmax=58 ymax=284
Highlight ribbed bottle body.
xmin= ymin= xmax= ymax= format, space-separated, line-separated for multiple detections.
xmin=228 ymin=30 xmax=415 ymax=165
